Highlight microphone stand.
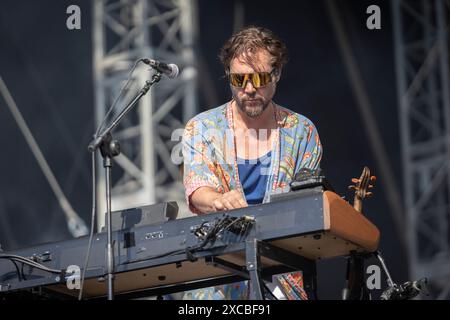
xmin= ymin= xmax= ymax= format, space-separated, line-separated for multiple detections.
xmin=374 ymin=251 xmax=429 ymax=300
xmin=87 ymin=71 xmax=162 ymax=300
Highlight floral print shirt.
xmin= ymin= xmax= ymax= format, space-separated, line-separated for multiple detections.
xmin=180 ymin=101 xmax=323 ymax=300
xmin=183 ymin=101 xmax=322 ymax=213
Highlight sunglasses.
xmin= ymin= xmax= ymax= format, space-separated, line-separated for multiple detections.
xmin=229 ymin=69 xmax=277 ymax=88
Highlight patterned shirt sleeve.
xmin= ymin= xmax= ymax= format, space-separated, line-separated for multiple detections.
xmin=296 ymin=119 xmax=323 ymax=171
xmin=182 ymin=118 xmax=220 ymax=213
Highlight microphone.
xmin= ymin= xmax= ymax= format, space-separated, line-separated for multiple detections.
xmin=141 ymin=58 xmax=179 ymax=79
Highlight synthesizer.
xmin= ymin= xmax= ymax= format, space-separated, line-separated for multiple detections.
xmin=0 ymin=187 xmax=379 ymax=299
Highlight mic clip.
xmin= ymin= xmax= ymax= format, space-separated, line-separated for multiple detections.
xmin=380 ymin=278 xmax=429 ymax=300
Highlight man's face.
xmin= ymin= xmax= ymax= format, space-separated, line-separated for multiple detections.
xmin=229 ymin=50 xmax=279 ymax=118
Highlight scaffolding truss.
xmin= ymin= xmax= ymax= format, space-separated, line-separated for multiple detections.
xmin=392 ymin=0 xmax=450 ymax=299
xmin=93 ymin=0 xmax=198 ymax=228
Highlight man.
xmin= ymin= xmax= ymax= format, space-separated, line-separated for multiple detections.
xmin=181 ymin=26 xmax=322 ymax=299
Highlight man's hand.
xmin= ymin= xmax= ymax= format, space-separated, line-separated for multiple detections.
xmin=190 ymin=187 xmax=248 ymax=214
xmin=212 ymin=190 xmax=248 ymax=211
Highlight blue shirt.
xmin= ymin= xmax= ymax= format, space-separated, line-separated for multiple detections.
xmin=237 ymin=151 xmax=272 ymax=205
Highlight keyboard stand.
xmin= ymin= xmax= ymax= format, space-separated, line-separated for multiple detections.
xmin=204 ymin=238 xmax=318 ymax=300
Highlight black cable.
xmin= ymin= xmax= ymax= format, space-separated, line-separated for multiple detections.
xmin=241 ymin=219 xmax=250 ymax=237
xmin=223 ymin=217 xmax=244 ymax=233
xmin=190 ymin=219 xmax=222 ymax=250
xmin=6 ymin=257 xmax=60 ymax=273
xmin=0 ymin=255 xmax=61 ymax=274
xmin=186 ymin=215 xmax=254 ymax=258
xmin=11 ymin=259 xmax=22 ymax=281
xmin=20 ymin=262 xmax=26 ymax=281
xmin=78 ymin=151 xmax=97 ymax=300
xmin=124 ymin=216 xmax=233 ymax=264
xmin=186 ymin=215 xmax=232 ymax=254
xmin=125 ymin=215 xmax=253 ymax=265
xmin=0 ymin=259 xmax=22 ymax=283
xmin=0 ymin=255 xmax=56 ymax=272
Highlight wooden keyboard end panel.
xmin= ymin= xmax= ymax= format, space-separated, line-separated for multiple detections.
xmin=323 ymin=191 xmax=380 ymax=252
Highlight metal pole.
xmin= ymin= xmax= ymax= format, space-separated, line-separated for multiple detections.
xmin=104 ymin=157 xmax=115 ymax=300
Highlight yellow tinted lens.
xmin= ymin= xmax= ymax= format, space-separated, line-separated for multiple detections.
xmin=261 ymin=72 xmax=271 ymax=86
xmin=252 ymin=73 xmax=261 ymax=87
xmin=230 ymin=74 xmax=243 ymax=87
xmin=251 ymin=72 xmax=271 ymax=88
xmin=230 ymin=74 xmax=251 ymax=87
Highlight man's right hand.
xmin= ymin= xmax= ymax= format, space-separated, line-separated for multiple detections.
xmin=190 ymin=187 xmax=248 ymax=214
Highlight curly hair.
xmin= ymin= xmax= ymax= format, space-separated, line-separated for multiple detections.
xmin=219 ymin=26 xmax=289 ymax=73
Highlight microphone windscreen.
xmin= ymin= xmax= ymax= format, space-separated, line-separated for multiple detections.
xmin=168 ymin=64 xmax=179 ymax=79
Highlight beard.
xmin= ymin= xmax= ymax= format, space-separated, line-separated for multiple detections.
xmin=235 ymin=96 xmax=270 ymax=118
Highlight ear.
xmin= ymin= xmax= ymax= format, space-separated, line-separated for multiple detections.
xmin=273 ymin=68 xmax=281 ymax=82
